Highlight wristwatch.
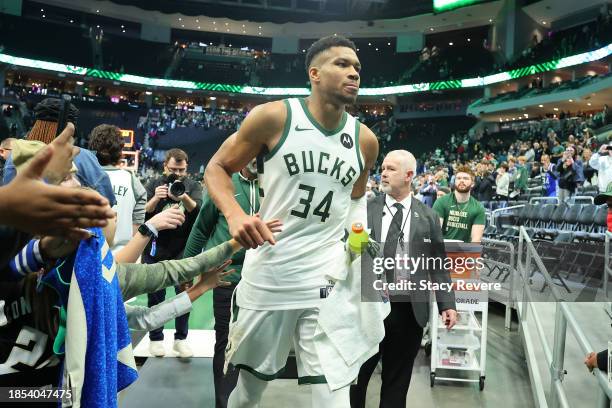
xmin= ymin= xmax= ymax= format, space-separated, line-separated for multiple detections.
xmin=138 ymin=223 xmax=158 ymax=238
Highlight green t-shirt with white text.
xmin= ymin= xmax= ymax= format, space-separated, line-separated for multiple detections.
xmin=432 ymin=194 xmax=486 ymax=242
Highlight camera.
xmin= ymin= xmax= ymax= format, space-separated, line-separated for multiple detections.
xmin=165 ymin=173 xmax=186 ymax=197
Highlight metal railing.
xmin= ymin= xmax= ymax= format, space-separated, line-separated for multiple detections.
xmin=567 ymin=195 xmax=595 ymax=205
xmin=529 ymin=196 xmax=559 ymax=205
xmin=516 ymin=226 xmax=612 ymax=408
xmin=488 ymin=204 xmax=526 ymax=229
xmin=481 ymin=237 xmax=516 ymax=330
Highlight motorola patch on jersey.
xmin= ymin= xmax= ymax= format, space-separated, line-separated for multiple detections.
xmin=340 ymin=133 xmax=353 ymax=149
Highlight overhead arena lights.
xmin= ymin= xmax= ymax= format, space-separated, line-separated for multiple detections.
xmin=433 ymin=0 xmax=486 ymax=13
xmin=0 ymin=43 xmax=609 ymax=96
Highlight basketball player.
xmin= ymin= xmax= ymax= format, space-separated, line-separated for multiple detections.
xmin=204 ymin=35 xmax=378 ymax=407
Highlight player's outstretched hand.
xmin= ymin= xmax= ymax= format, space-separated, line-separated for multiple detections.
xmin=0 ymin=144 xmax=114 ymax=239
xmin=228 ymin=212 xmax=278 ymax=249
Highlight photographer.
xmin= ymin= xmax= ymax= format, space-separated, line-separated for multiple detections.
xmin=556 ymin=146 xmax=581 ymax=202
xmin=143 ymin=148 xmax=203 ymax=358
xmin=589 ymin=143 xmax=612 ymax=193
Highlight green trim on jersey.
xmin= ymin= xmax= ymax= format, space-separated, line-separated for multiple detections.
xmin=297 ymin=375 xmax=328 ymax=385
xmin=299 ymin=98 xmax=348 ymax=137
xmin=265 ymin=99 xmax=292 ymax=161
xmin=354 ymin=119 xmax=364 ymax=173
xmin=235 ymin=364 xmax=287 ymax=381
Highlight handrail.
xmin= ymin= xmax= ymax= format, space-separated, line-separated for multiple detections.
xmin=519 ymin=227 xmax=563 ymax=302
xmin=490 ymin=204 xmax=526 ymax=227
xmin=529 ymin=196 xmax=559 ymax=205
xmin=515 ymin=226 xmax=612 ymax=408
xmin=561 ymin=302 xmax=612 ymax=400
xmin=482 ymin=237 xmax=515 ymax=330
xmin=567 ymin=195 xmax=595 ymax=204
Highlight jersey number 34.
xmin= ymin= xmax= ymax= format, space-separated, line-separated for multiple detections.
xmin=291 ymin=184 xmax=333 ymax=222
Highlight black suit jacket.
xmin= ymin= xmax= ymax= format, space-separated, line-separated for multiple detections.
xmin=367 ymin=194 xmax=456 ymax=328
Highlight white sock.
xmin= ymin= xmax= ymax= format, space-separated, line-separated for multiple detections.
xmin=227 ymin=371 xmax=268 ymax=408
xmin=310 ymin=383 xmax=350 ymax=408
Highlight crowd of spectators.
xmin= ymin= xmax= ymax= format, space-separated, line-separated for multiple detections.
xmin=0 ymin=98 xmax=244 ymax=407
xmin=508 ymin=8 xmax=612 ymax=73
xmin=136 ymin=107 xmax=247 ymax=171
xmin=144 ymin=106 xmax=246 ymax=134
xmin=3 ymin=80 xmax=611 ymax=209
xmin=366 ymin=104 xmax=611 ymax=207
xmin=398 ymin=9 xmax=612 ymax=86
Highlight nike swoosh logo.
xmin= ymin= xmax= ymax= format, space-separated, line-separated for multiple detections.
xmin=295 ymin=125 xmax=313 ymax=131
xmin=234 ymin=193 xmax=241 ymax=197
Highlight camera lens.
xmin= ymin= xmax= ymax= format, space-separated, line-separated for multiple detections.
xmin=169 ymin=180 xmax=186 ymax=196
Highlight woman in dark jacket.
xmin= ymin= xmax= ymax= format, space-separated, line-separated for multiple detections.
xmin=474 ymin=171 xmax=496 ymax=202
xmin=556 ymin=151 xmax=577 ymax=202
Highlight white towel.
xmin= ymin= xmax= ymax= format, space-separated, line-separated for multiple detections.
xmin=315 ymin=249 xmax=390 ymax=390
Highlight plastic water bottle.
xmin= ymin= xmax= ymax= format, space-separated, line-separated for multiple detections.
xmin=348 ymin=222 xmax=369 ymax=255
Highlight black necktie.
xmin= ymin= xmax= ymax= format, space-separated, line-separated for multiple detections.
xmin=383 ymin=203 xmax=403 ymax=283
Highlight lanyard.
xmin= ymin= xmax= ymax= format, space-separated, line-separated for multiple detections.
xmin=384 ymin=198 xmax=411 ymax=249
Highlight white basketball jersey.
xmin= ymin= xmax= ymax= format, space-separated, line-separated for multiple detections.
xmin=105 ymin=168 xmax=137 ymax=253
xmin=238 ymin=98 xmax=364 ymax=310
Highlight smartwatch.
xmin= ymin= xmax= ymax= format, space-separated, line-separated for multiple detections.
xmin=138 ymin=223 xmax=158 ymax=238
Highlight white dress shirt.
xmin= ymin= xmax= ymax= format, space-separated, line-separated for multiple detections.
xmin=381 ymin=193 xmax=412 ymax=244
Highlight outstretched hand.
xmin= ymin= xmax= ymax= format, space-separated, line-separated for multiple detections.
xmin=227 ymin=212 xmax=283 ymax=249
xmin=186 ymin=260 xmax=235 ymax=303
xmin=148 ymin=205 xmax=185 ymax=231
xmin=197 ymin=259 xmax=234 ymax=291
xmin=0 ymin=139 xmax=114 ymax=239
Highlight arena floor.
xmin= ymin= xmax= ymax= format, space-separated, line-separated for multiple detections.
xmin=121 ymin=298 xmax=540 ymax=408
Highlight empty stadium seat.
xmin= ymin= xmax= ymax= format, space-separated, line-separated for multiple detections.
xmin=572 ymin=204 xmax=598 ymax=240
xmin=531 ymin=204 xmax=556 ymax=238
xmin=524 ymin=203 xmax=545 ymax=236
xmin=542 ymin=203 xmax=568 ymax=238
xmin=499 ymin=203 xmax=535 ymax=241
xmin=560 ymin=204 xmax=584 ymax=232
xmin=587 ymin=205 xmax=608 ymax=242
xmin=577 ymin=185 xmax=599 ymax=197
